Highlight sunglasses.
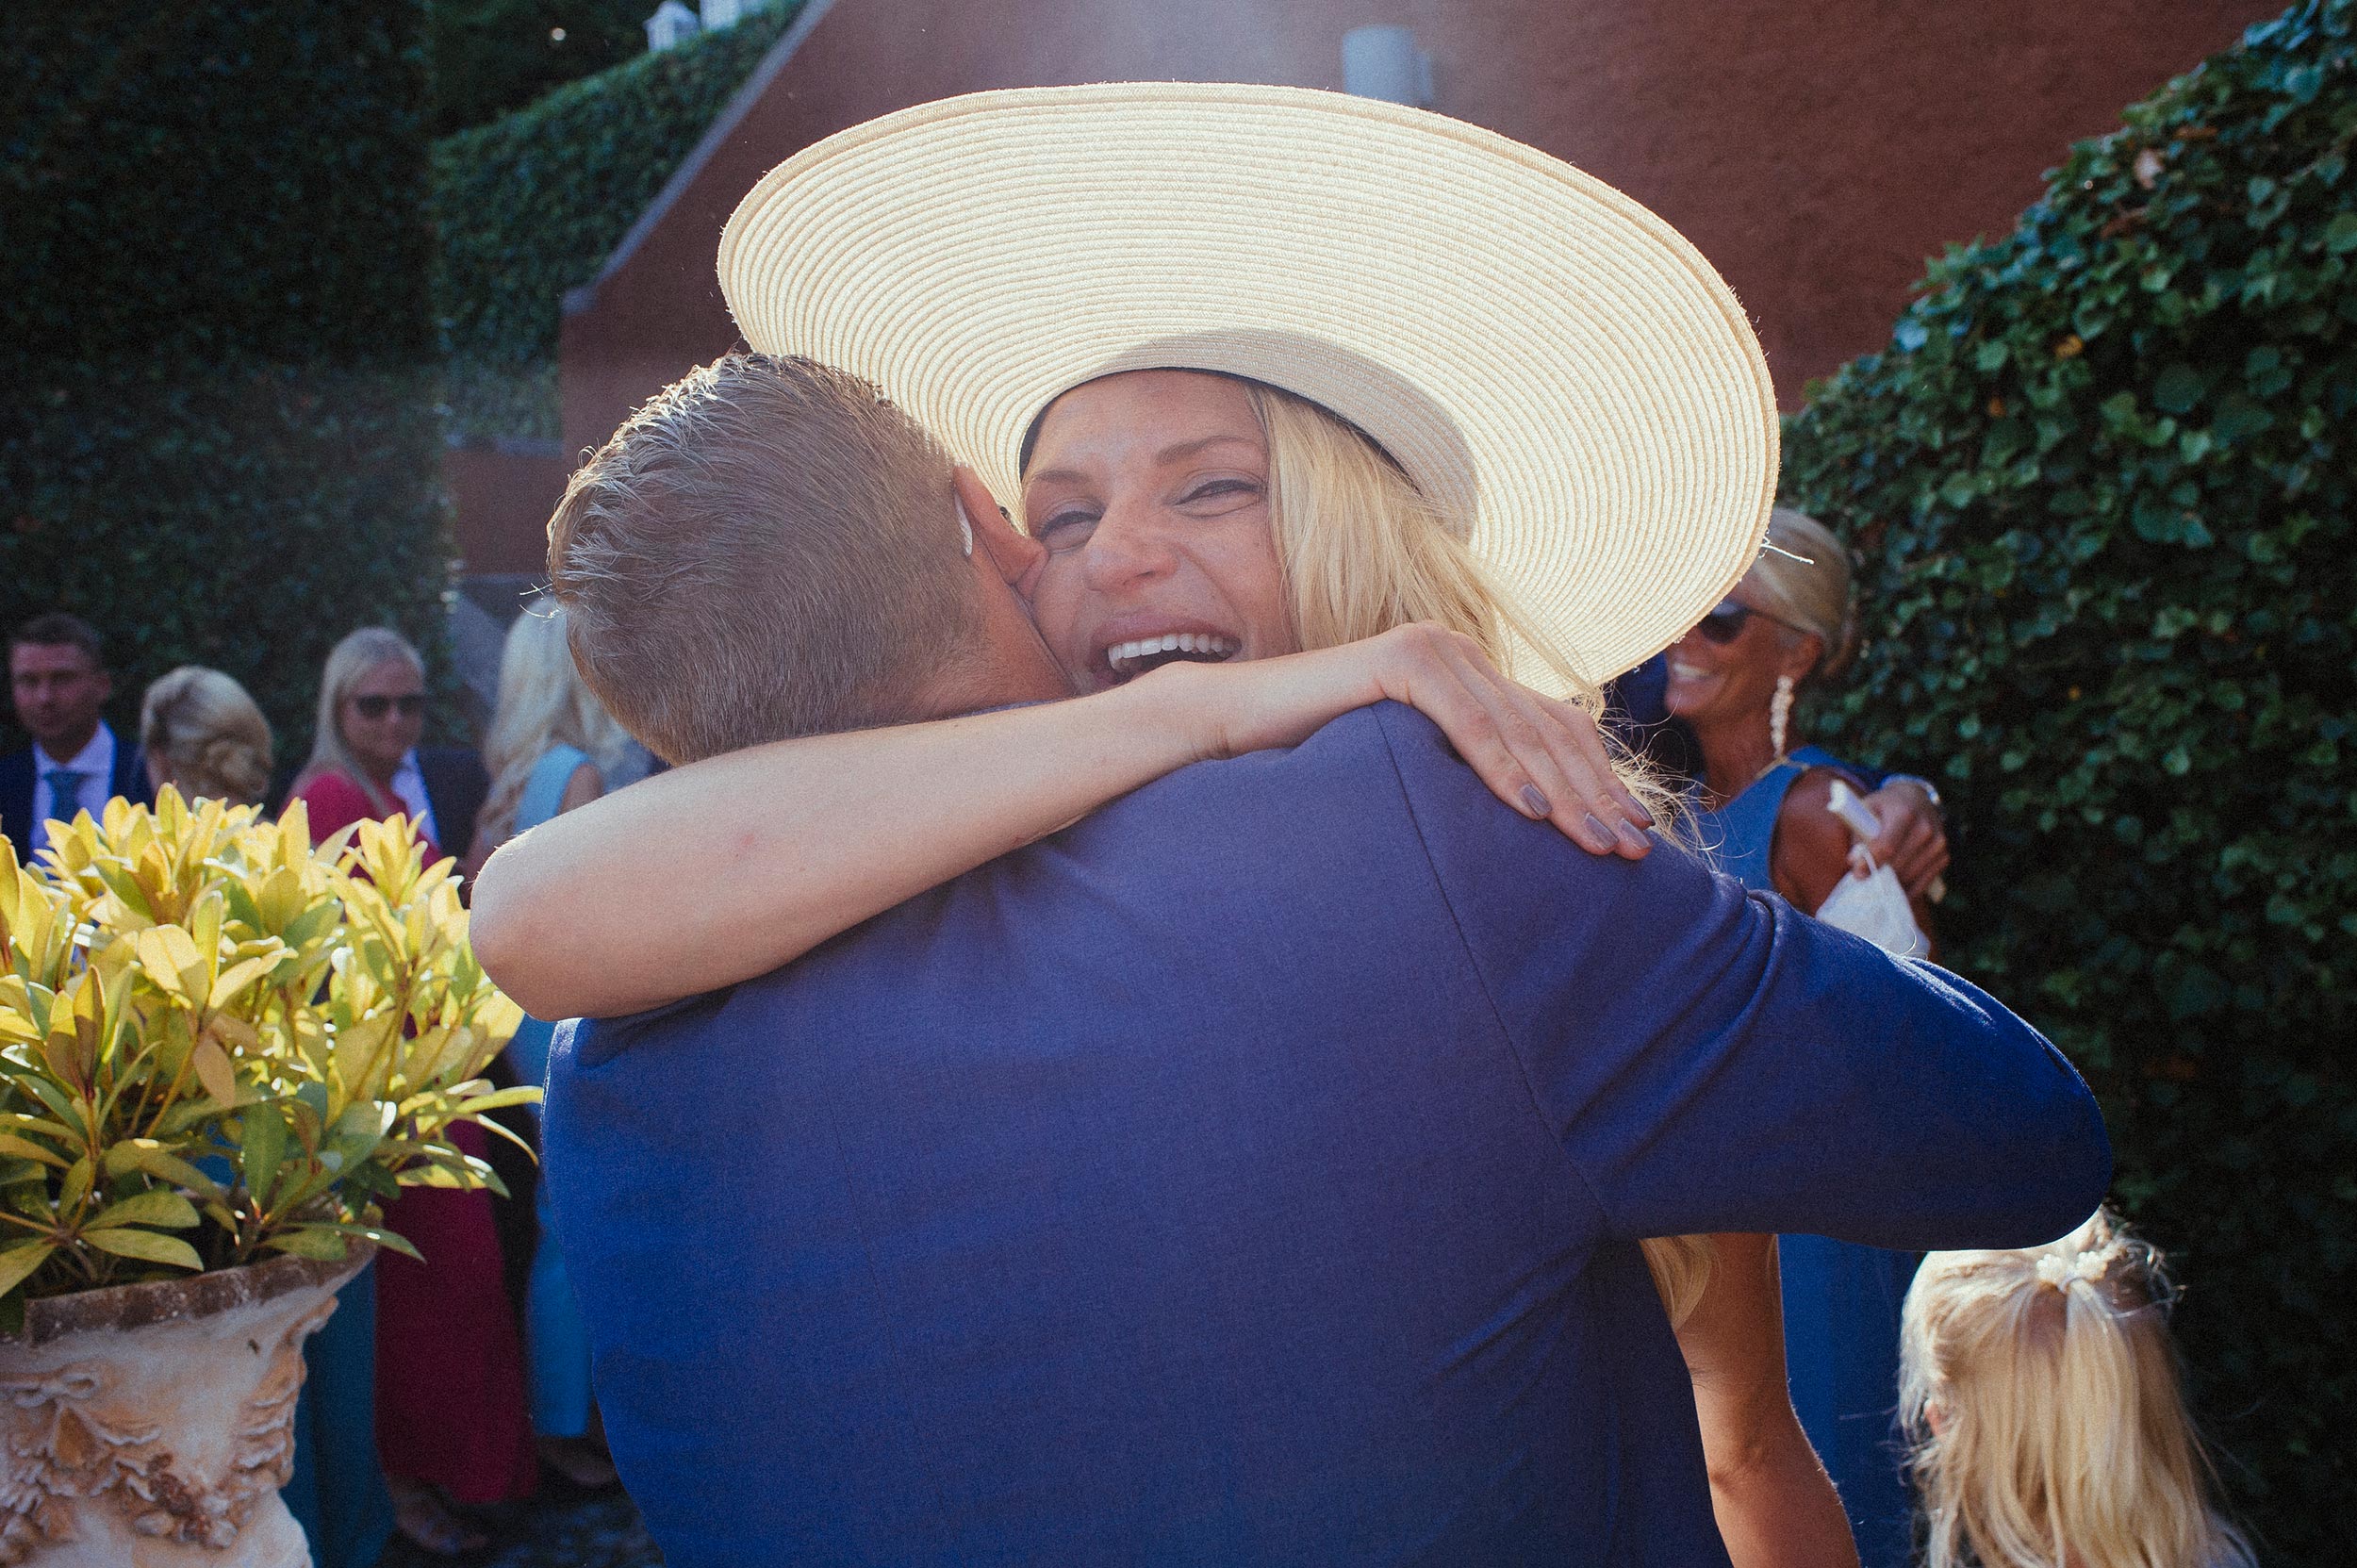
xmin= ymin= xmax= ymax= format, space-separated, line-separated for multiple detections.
xmin=350 ymin=693 xmax=425 ymax=719
xmin=1693 ymin=600 xmax=1764 ymax=645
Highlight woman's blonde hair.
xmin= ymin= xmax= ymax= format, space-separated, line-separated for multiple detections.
xmin=1741 ymin=507 xmax=1856 ymax=682
xmin=139 ymin=667 xmax=274 ymax=808
xmin=1244 ymin=381 xmax=1683 ymax=833
xmin=1901 ymin=1210 xmax=2253 ymax=1568
xmin=477 ymin=606 xmax=632 ymax=849
xmin=292 ymin=626 xmax=425 ymax=816
xmin=1244 ymin=379 xmax=1708 ymax=1322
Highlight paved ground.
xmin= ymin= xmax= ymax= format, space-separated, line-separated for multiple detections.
xmin=374 ymin=1488 xmax=662 ymax=1568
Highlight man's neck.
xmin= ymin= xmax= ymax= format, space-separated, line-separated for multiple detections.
xmin=910 ymin=664 xmax=1071 ymax=722
xmin=34 ymin=719 xmax=103 ymax=767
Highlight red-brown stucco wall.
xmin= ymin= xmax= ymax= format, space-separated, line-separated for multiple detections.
xmin=559 ymin=0 xmax=2268 ymax=460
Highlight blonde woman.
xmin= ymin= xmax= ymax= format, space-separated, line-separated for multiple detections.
xmin=468 ymin=605 xmax=629 ymax=1491
xmin=469 ymin=605 xmax=632 ymax=865
xmin=139 ymin=666 xmax=273 ymax=807
xmin=290 ymin=627 xmax=440 ymax=850
xmin=481 ymin=366 xmax=1854 ymax=1567
xmin=1902 ymin=1211 xmax=2254 ymax=1568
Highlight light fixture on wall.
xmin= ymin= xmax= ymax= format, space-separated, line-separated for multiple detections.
xmin=1342 ymin=26 xmax=1434 ymax=108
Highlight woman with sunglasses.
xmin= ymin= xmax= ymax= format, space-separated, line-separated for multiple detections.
xmin=292 ymin=625 xmax=539 ymax=1558
xmin=1665 ymin=505 xmax=1939 ymax=1568
xmin=291 ymin=626 xmax=442 ymax=849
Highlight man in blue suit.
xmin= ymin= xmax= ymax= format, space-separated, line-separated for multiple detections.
xmin=4 ymin=612 xmax=148 ymax=855
xmin=533 ymin=356 xmax=2109 ymax=1566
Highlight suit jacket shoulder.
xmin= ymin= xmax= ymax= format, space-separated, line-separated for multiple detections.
xmin=0 ymin=748 xmax=32 ymax=857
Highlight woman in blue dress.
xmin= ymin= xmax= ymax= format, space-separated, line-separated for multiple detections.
xmin=1667 ymin=505 xmax=1943 ymax=1568
xmin=467 ymin=605 xmax=638 ymax=1492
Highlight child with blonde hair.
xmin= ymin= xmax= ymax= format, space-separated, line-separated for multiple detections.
xmin=1900 ymin=1209 xmax=2252 ymax=1568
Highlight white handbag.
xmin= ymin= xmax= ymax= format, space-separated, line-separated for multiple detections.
xmin=1814 ymin=780 xmax=1932 ymax=959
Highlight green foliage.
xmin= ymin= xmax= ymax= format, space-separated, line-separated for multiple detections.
xmin=3 ymin=4 xmax=435 ymax=368
xmin=1 ymin=4 xmax=454 ymax=764
xmin=2 ymin=360 xmax=455 ymax=768
xmin=432 ymin=1 xmax=800 ymax=438
xmin=0 ymin=794 xmax=527 ymax=1318
xmin=428 ymin=0 xmax=650 ymax=137
xmin=1780 ymin=4 xmax=2357 ymax=1553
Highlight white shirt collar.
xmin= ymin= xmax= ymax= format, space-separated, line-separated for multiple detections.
xmin=33 ymin=719 xmax=114 ymax=781
xmin=387 ymin=750 xmax=438 ymax=844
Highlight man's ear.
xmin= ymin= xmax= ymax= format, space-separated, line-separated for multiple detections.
xmin=953 ymin=467 xmax=1044 ymax=598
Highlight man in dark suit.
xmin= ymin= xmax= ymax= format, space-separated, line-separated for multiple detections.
xmin=4 ymin=612 xmax=149 ymax=854
xmin=519 ymin=356 xmax=2111 ymax=1567
xmin=414 ymin=745 xmax=489 ymax=865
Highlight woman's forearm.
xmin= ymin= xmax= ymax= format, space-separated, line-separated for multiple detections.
xmin=1672 ymin=1232 xmax=1860 ymax=1568
xmin=470 ymin=674 xmax=1219 ymax=1018
xmin=470 ymin=625 xmax=1648 ymax=1020
xmin=1705 ymin=1416 xmax=1859 ymax=1568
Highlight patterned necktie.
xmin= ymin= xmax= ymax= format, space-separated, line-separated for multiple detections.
xmin=41 ymin=768 xmax=86 ymax=823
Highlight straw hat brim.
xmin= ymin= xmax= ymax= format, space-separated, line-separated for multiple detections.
xmin=719 ymin=81 xmax=1778 ymax=686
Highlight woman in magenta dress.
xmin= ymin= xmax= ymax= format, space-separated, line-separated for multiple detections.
xmin=291 ymin=626 xmax=536 ymax=1555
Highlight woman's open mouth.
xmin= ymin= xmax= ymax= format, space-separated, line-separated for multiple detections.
xmin=1100 ymin=631 xmax=1242 ymax=683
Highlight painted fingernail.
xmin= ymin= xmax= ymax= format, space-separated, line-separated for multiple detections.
xmin=1624 ymin=799 xmax=1656 ymax=828
xmin=1520 ymin=784 xmax=1552 ymax=818
xmin=1582 ymin=812 xmax=1614 ymax=847
xmin=1615 ymin=819 xmax=1652 ymax=853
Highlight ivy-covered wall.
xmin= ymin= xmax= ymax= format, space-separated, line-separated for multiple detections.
xmin=1 ymin=3 xmax=454 ymax=773
xmin=432 ymin=1 xmax=802 ymax=441
xmin=1782 ymin=4 xmax=2355 ymax=1554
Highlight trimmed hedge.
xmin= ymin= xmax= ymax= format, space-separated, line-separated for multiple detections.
xmin=432 ymin=1 xmax=802 ymax=439
xmin=2 ymin=5 xmax=455 ymax=770
xmin=1782 ymin=3 xmax=2356 ymax=1555
xmin=429 ymin=0 xmax=651 ymax=137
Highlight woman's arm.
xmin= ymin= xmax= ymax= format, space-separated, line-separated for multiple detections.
xmin=471 ymin=624 xmax=1654 ymax=1019
xmin=1773 ymin=770 xmax=1940 ymax=953
xmin=1673 ymin=1233 xmax=1861 ymax=1568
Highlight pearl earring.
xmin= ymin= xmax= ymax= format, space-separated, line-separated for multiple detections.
xmin=1770 ymin=674 xmax=1795 ymax=761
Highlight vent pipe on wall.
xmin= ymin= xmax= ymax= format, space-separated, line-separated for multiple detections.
xmin=1342 ymin=25 xmax=1433 ymax=107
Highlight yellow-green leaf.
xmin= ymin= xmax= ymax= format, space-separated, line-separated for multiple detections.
xmin=190 ymin=1038 xmax=238 ymax=1108
xmin=0 ymin=1241 xmax=58 ymax=1298
xmin=0 ymin=1135 xmax=66 ymax=1168
xmin=80 ymin=1228 xmax=203 ymax=1269
xmin=260 ymin=1226 xmax=349 ymax=1261
xmin=136 ymin=925 xmax=203 ymax=1001
xmin=90 ymin=1190 xmax=200 ymax=1231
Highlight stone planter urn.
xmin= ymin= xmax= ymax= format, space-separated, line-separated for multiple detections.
xmin=0 ymin=1246 xmax=371 ymax=1568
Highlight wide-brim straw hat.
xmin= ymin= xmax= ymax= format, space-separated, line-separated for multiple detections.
xmin=718 ymin=81 xmax=1778 ymax=687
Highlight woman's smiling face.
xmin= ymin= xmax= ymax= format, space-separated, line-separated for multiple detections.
xmin=1023 ymin=371 xmax=1298 ymax=691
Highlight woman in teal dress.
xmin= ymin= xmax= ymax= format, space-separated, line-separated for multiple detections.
xmin=1668 ymin=507 xmax=1943 ymax=1568
xmin=468 ymin=606 xmax=635 ymax=1490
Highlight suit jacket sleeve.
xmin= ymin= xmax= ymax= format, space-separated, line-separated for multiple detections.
xmin=1370 ymin=703 xmax=2108 ymax=1251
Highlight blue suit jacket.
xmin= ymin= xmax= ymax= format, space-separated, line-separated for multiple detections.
xmin=547 ymin=705 xmax=2107 ymax=1567
xmin=0 ymin=734 xmax=148 ymax=856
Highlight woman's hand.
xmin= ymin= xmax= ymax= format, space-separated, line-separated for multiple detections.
xmin=1149 ymin=623 xmax=1655 ymax=858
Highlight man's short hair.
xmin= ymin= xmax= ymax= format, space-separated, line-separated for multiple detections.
xmin=548 ymin=353 xmax=981 ymax=764
xmin=8 ymin=612 xmax=105 ymax=668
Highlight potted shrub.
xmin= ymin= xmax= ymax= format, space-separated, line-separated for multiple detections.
xmin=0 ymin=792 xmax=528 ymax=1567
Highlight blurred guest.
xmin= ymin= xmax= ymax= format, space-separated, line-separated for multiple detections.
xmin=139 ymin=665 xmax=273 ymax=806
xmin=1608 ymin=653 xmax=1949 ymax=896
xmin=290 ymin=626 xmax=491 ymax=852
xmin=3 ymin=612 xmax=149 ymax=852
xmin=1666 ymin=507 xmax=1937 ymax=1568
xmin=293 ymin=626 xmax=536 ymax=1555
xmin=469 ymin=607 xmax=628 ymax=1490
xmin=1902 ymin=1211 xmax=2253 ymax=1568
